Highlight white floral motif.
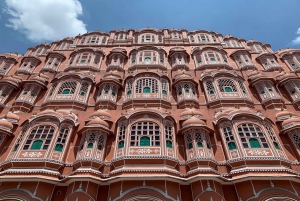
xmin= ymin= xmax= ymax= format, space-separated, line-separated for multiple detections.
xmin=248 ymin=150 xmax=269 ymax=156
xmin=137 ymin=149 xmax=152 ymax=154
xmin=22 ymin=152 xmax=43 ymax=157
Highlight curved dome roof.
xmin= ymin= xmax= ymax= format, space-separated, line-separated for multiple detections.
xmin=0 ymin=113 xmax=20 ymax=120
xmin=282 ymin=118 xmax=300 ymax=127
xmin=180 ymin=110 xmax=203 ymax=117
xmin=182 ymin=117 xmax=206 ymax=127
xmin=90 ymin=110 xmax=111 ymax=119
xmin=0 ymin=119 xmax=13 ymax=130
xmin=86 ymin=117 xmax=109 ymax=128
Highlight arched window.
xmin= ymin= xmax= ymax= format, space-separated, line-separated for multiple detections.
xmin=161 ymin=79 xmax=168 ymax=95
xmin=136 ymin=78 xmax=158 ymax=94
xmin=218 ymin=79 xmax=237 ymax=92
xmin=222 ymin=126 xmax=237 ymax=151
xmin=87 ymin=142 xmax=93 ymax=148
xmin=165 ymin=123 xmax=174 ymax=149
xmin=237 ymin=123 xmax=268 ymax=148
xmin=57 ymin=81 xmax=77 ymax=95
xmin=205 ymin=81 xmax=215 ymax=95
xmin=117 ymin=124 xmax=126 ymax=149
xmin=130 ymin=121 xmax=160 ymax=146
xmin=24 ymin=125 xmax=55 ymax=150
xmin=126 ymin=80 xmax=133 ymax=96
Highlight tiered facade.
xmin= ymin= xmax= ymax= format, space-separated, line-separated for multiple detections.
xmin=0 ymin=28 xmax=300 ymax=201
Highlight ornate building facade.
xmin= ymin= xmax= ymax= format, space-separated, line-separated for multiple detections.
xmin=0 ymin=28 xmax=299 ymax=200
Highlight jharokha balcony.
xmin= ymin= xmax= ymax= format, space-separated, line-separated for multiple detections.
xmin=123 ymin=72 xmax=171 ymax=109
xmin=201 ymin=70 xmax=254 ymax=108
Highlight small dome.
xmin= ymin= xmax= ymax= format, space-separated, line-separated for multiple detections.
xmin=276 ymin=111 xmax=294 ymax=118
xmin=180 ymin=110 xmax=203 ymax=117
xmin=174 ymin=72 xmax=192 ymax=80
xmin=86 ymin=117 xmax=109 ymax=128
xmin=0 ymin=113 xmax=20 ymax=120
xmin=182 ymin=117 xmax=206 ymax=127
xmin=31 ymin=76 xmax=47 ymax=83
xmin=0 ymin=119 xmax=13 ymax=130
xmin=90 ymin=110 xmax=111 ymax=119
xmin=282 ymin=118 xmax=300 ymax=127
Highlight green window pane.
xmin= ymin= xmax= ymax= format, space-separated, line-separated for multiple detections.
xmin=13 ymin=144 xmax=19 ymax=152
xmin=261 ymin=90 xmax=265 ymax=94
xmin=197 ymin=60 xmax=202 ymax=64
xmin=118 ymin=141 xmax=124 ymax=149
xmin=31 ymin=140 xmax=43 ymax=150
xmin=127 ymin=90 xmax=132 ymax=95
xmin=1 ymin=93 xmax=6 ymax=97
xmin=54 ymin=144 xmax=63 ymax=152
xmin=273 ymin=142 xmax=280 ymax=150
xmin=62 ymin=89 xmax=70 ymax=94
xmin=80 ymin=60 xmax=86 ymax=63
xmin=162 ymin=90 xmax=167 ymax=95
xmin=23 ymin=92 xmax=28 ymax=95
xmin=197 ymin=142 xmax=203 ymax=148
xmin=140 ymin=136 xmax=150 ymax=146
xmin=166 ymin=140 xmax=172 ymax=148
xmin=207 ymin=144 xmax=211 ymax=149
xmin=249 ymin=138 xmax=261 ymax=148
xmin=292 ymin=90 xmax=296 ymax=94
xmin=112 ymin=92 xmax=116 ymax=96
xmin=98 ymin=145 xmax=102 ymax=150
xmin=104 ymin=91 xmax=109 ymax=94
xmin=31 ymin=93 xmax=35 ymax=97
xmin=268 ymin=88 xmax=273 ymax=92
xmin=143 ymin=87 xmax=151 ymax=93
xmin=188 ymin=143 xmax=193 ymax=149
xmin=228 ymin=142 xmax=237 ymax=150
xmin=144 ymin=57 xmax=151 ymax=62
xmin=178 ymin=91 xmax=182 ymax=95
xmin=185 ymin=89 xmax=189 ymax=93
xmin=80 ymin=92 xmax=85 ymax=96
xmin=209 ymin=90 xmax=214 ymax=94
xmin=225 ymin=87 xmax=233 ymax=92
xmin=210 ymin=58 xmax=216 ymax=61
xmin=87 ymin=142 xmax=93 ymax=148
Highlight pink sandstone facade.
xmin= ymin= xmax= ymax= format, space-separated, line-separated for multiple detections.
xmin=0 ymin=28 xmax=299 ymax=200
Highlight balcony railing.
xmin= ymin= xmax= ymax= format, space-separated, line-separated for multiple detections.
xmin=124 ymin=93 xmax=170 ymax=102
xmin=177 ymin=93 xmax=198 ymax=102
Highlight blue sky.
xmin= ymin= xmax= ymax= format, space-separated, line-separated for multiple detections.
xmin=0 ymin=0 xmax=300 ymax=54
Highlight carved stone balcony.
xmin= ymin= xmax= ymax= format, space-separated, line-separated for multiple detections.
xmin=123 ymin=92 xmax=171 ymax=109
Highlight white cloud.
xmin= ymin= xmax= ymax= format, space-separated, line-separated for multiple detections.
xmin=4 ymin=0 xmax=87 ymax=42
xmin=292 ymin=28 xmax=300 ymax=45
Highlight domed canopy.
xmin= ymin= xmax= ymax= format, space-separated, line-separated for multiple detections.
xmin=182 ymin=117 xmax=206 ymax=128
xmin=89 ymin=110 xmax=111 ymax=119
xmin=276 ymin=111 xmax=297 ymax=121
xmin=180 ymin=110 xmax=203 ymax=120
xmin=0 ymin=113 xmax=20 ymax=122
xmin=282 ymin=118 xmax=300 ymax=128
xmin=86 ymin=117 xmax=109 ymax=128
xmin=0 ymin=119 xmax=13 ymax=130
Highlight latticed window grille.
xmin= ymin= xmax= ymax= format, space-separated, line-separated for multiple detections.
xmin=98 ymin=133 xmax=105 ymax=150
xmin=238 ymin=80 xmax=247 ymax=94
xmin=165 ymin=122 xmax=173 ymax=148
xmin=0 ymin=60 xmax=13 ymax=74
xmin=97 ymin=83 xmax=118 ymax=101
xmin=69 ymin=52 xmax=102 ymax=67
xmin=205 ymin=81 xmax=216 ymax=95
xmin=80 ymin=130 xmax=107 ymax=151
xmin=130 ymin=121 xmax=160 ymax=146
xmin=249 ymin=43 xmax=264 ymax=53
xmin=57 ymin=81 xmax=77 ymax=95
xmin=259 ymin=56 xmax=279 ymax=70
xmin=12 ymin=125 xmax=29 ymax=152
xmin=43 ymin=56 xmax=61 ymax=70
xmin=0 ymin=84 xmax=13 ymax=104
xmin=255 ymin=81 xmax=279 ymax=101
xmin=19 ymin=58 xmax=38 ymax=72
xmin=222 ymin=126 xmax=237 ymax=150
xmin=170 ymin=32 xmax=181 ymax=39
xmin=116 ymin=33 xmax=127 ymax=40
xmin=18 ymin=84 xmax=41 ymax=103
xmin=81 ymin=35 xmax=107 ymax=45
xmin=197 ymin=34 xmax=211 ymax=43
xmin=264 ymin=123 xmax=280 ymax=150
xmin=284 ymin=80 xmax=300 ymax=100
xmin=218 ymin=79 xmax=237 ymax=92
xmin=54 ymin=125 xmax=70 ymax=152
xmin=79 ymin=81 xmax=89 ymax=96
xmin=161 ymin=79 xmax=168 ymax=95
xmin=109 ymin=54 xmax=124 ymax=67
xmin=141 ymin=34 xmax=156 ymax=43
xmin=291 ymin=130 xmax=300 ymax=149
xmin=177 ymin=85 xmax=182 ymax=95
xmin=117 ymin=123 xmax=126 ymax=149
xmin=23 ymin=125 xmax=55 ymax=150
xmin=195 ymin=132 xmax=204 ymax=147
xmin=186 ymin=133 xmax=193 ymax=149
xmin=237 ymin=123 xmax=268 ymax=148
xmin=184 ymin=129 xmax=211 ymax=150
xmin=284 ymin=55 xmax=300 ymax=71
xmin=171 ymin=53 xmax=187 ymax=66
xmin=234 ymin=53 xmax=253 ymax=68
xmin=225 ymin=39 xmax=241 ymax=47
xmin=57 ymin=42 xmax=71 ymax=50
xmin=139 ymin=51 xmax=156 ymax=64
xmin=126 ymin=80 xmax=133 ymax=95
xmin=135 ymin=78 xmax=158 ymax=93
xmin=34 ymin=46 xmax=48 ymax=56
